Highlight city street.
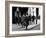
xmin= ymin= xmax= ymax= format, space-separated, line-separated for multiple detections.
xmin=12 ymin=19 xmax=40 ymax=31
xmin=12 ymin=24 xmax=40 ymax=31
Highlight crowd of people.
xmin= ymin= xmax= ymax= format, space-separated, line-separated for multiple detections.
xmin=15 ymin=13 xmax=36 ymax=30
xmin=12 ymin=7 xmax=40 ymax=30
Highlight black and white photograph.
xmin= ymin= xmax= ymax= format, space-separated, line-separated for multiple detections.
xmin=8 ymin=2 xmax=45 ymax=35
xmin=5 ymin=1 xmax=45 ymax=37
xmin=12 ymin=7 xmax=40 ymax=31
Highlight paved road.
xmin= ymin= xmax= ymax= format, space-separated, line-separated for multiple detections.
xmin=12 ymin=24 xmax=40 ymax=31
